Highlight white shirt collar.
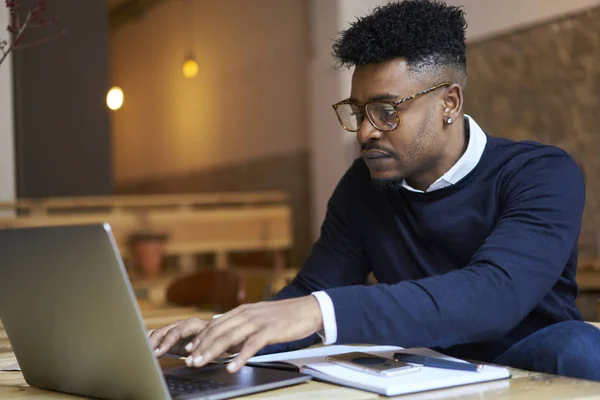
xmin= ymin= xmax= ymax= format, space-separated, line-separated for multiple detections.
xmin=402 ymin=114 xmax=487 ymax=193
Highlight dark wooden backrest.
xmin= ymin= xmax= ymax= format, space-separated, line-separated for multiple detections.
xmin=165 ymin=270 xmax=246 ymax=313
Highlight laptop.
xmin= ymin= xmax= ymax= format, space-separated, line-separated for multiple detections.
xmin=0 ymin=223 xmax=311 ymax=400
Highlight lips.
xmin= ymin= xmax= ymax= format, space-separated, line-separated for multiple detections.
xmin=362 ymin=150 xmax=393 ymax=159
xmin=361 ymin=150 xmax=396 ymax=170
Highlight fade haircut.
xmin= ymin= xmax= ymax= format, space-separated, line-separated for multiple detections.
xmin=332 ymin=0 xmax=467 ymax=87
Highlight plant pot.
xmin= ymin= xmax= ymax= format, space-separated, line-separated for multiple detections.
xmin=129 ymin=233 xmax=167 ymax=280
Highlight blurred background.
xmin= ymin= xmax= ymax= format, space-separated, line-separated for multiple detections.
xmin=0 ymin=0 xmax=599 ymax=318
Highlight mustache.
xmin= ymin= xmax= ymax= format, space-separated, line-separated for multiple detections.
xmin=361 ymin=142 xmax=398 ymax=157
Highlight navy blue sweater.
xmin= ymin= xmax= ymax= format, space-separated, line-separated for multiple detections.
xmin=269 ymin=135 xmax=585 ymax=363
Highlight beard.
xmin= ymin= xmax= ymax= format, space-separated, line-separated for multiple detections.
xmin=371 ymin=177 xmax=405 ymax=191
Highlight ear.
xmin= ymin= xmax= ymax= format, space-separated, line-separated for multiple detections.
xmin=441 ymin=84 xmax=463 ymax=124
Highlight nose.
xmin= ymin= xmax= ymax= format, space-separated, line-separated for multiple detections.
xmin=356 ymin=117 xmax=383 ymax=145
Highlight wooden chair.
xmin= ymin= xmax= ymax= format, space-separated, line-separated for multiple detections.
xmin=165 ymin=269 xmax=246 ymax=313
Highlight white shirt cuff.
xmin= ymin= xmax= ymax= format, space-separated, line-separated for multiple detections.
xmin=311 ymin=291 xmax=337 ymax=345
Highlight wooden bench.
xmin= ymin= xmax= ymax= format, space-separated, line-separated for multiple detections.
xmin=0 ymin=205 xmax=291 ymax=265
xmin=0 ymin=191 xmax=289 ymax=215
xmin=143 ymin=205 xmax=291 ymax=269
xmin=0 ymin=193 xmax=293 ymax=279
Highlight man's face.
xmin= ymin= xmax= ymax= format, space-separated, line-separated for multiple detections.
xmin=349 ymin=59 xmax=447 ymax=188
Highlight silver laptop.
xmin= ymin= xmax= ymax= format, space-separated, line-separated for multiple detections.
xmin=0 ymin=223 xmax=310 ymax=400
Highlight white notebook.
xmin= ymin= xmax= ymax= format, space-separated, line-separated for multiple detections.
xmin=248 ymin=345 xmax=511 ymax=397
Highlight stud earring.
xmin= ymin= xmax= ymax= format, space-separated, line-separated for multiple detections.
xmin=446 ymin=117 xmax=453 ymax=124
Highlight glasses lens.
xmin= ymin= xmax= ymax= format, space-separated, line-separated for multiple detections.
xmin=335 ymin=103 xmax=362 ymax=131
xmin=367 ymin=102 xmax=398 ymax=131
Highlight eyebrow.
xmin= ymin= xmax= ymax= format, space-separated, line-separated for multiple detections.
xmin=347 ymin=92 xmax=400 ymax=103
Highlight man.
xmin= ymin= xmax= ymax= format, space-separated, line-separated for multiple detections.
xmin=149 ymin=0 xmax=600 ymax=380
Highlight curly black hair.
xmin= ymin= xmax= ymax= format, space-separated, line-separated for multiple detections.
xmin=332 ymin=0 xmax=467 ymax=84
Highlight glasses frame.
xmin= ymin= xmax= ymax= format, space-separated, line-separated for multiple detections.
xmin=332 ymin=82 xmax=451 ymax=132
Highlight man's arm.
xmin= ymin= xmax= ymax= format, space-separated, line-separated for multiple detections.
xmin=258 ymin=162 xmax=371 ymax=353
xmin=273 ymin=164 xmax=371 ymax=300
xmin=325 ymin=154 xmax=585 ymax=348
xmin=148 ymin=162 xmax=370 ymax=365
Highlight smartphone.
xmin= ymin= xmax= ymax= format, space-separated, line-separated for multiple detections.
xmin=326 ymin=352 xmax=420 ymax=377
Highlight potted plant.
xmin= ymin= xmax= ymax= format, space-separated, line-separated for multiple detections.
xmin=129 ymin=211 xmax=169 ymax=280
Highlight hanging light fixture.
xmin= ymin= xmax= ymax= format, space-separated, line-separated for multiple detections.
xmin=107 ymin=86 xmax=124 ymax=110
xmin=182 ymin=57 xmax=199 ymax=79
xmin=182 ymin=0 xmax=198 ymax=79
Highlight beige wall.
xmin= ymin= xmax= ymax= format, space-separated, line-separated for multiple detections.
xmin=110 ymin=0 xmax=600 ymax=242
xmin=0 ymin=3 xmax=15 ymax=207
xmin=110 ymin=0 xmax=308 ymax=184
xmin=308 ymin=0 xmax=390 ymax=239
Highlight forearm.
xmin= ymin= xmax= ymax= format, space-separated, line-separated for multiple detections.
xmin=256 ymin=292 xmax=325 ymax=356
xmin=267 ymin=248 xmax=363 ymax=348
xmin=265 ymin=279 xmax=338 ymax=353
xmin=261 ymin=160 xmax=371 ymax=352
xmin=325 ymin=265 xmax=546 ymax=348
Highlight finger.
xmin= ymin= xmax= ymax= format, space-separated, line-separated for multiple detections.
xmin=148 ymin=324 xmax=174 ymax=348
xmin=187 ymin=320 xmax=255 ymax=367
xmin=227 ymin=333 xmax=269 ymax=373
xmin=184 ymin=304 xmax=252 ymax=354
xmin=186 ymin=306 xmax=255 ymax=357
xmin=157 ymin=319 xmax=206 ymax=356
xmin=186 ymin=302 xmax=279 ymax=358
xmin=155 ymin=319 xmax=207 ymax=357
xmin=187 ymin=315 xmax=258 ymax=367
xmin=148 ymin=321 xmax=182 ymax=351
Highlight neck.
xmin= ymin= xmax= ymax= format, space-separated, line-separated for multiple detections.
xmin=405 ymin=117 xmax=468 ymax=191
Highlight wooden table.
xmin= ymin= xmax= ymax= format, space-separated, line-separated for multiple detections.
xmin=2 ymin=303 xmax=600 ymax=399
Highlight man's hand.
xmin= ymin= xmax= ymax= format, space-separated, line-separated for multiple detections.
xmin=184 ymin=296 xmax=323 ymax=373
xmin=148 ymin=318 xmax=209 ymax=357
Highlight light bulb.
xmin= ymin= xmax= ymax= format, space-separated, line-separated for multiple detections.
xmin=107 ymin=86 xmax=124 ymax=110
xmin=182 ymin=58 xmax=199 ymax=79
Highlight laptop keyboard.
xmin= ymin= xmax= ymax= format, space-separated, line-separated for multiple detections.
xmin=166 ymin=375 xmax=228 ymax=396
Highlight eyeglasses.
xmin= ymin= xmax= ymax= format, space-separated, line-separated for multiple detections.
xmin=332 ymin=82 xmax=450 ymax=132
